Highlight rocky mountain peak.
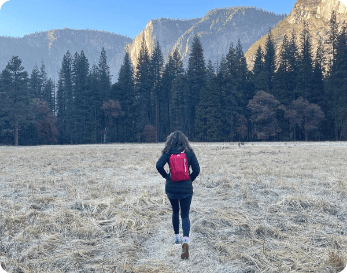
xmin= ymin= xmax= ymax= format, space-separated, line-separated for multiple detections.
xmin=128 ymin=7 xmax=286 ymax=69
xmin=245 ymin=0 xmax=347 ymax=69
xmin=128 ymin=17 xmax=200 ymax=68
xmin=288 ymin=0 xmax=346 ymax=24
xmin=316 ymin=0 xmax=347 ymax=20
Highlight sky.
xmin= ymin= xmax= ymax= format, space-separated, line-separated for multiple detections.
xmin=0 ymin=0 xmax=305 ymax=39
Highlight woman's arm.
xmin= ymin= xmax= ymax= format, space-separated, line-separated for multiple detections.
xmin=190 ymin=151 xmax=200 ymax=182
xmin=156 ymin=153 xmax=168 ymax=178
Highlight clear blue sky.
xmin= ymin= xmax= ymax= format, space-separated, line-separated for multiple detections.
xmin=0 ymin=0 xmax=297 ymax=39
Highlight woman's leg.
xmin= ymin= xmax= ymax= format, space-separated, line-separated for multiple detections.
xmin=180 ymin=195 xmax=192 ymax=237
xmin=168 ymin=198 xmax=180 ymax=234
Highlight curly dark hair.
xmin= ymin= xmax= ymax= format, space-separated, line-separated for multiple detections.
xmin=162 ymin=131 xmax=192 ymax=154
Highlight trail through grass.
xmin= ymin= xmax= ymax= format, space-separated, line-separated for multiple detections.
xmin=0 ymin=142 xmax=346 ymax=272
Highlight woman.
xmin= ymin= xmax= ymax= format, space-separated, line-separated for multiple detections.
xmin=156 ymin=131 xmax=200 ymax=260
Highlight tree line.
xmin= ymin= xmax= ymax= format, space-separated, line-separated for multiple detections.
xmin=0 ymin=11 xmax=346 ymax=145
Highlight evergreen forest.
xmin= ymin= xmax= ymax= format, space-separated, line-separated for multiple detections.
xmin=1 ymin=11 xmax=347 ymax=145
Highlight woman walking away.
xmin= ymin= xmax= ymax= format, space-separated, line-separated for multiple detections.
xmin=156 ymin=131 xmax=200 ymax=260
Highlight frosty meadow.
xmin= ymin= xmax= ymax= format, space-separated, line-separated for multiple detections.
xmin=0 ymin=142 xmax=346 ymax=272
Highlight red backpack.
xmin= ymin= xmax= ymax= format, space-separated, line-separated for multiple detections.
xmin=169 ymin=151 xmax=189 ymax=182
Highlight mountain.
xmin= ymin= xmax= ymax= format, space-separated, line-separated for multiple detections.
xmin=245 ymin=0 xmax=347 ymax=69
xmin=0 ymin=29 xmax=132 ymax=82
xmin=0 ymin=7 xmax=286 ymax=83
xmin=128 ymin=18 xmax=200 ymax=67
xmin=129 ymin=7 xmax=286 ymax=68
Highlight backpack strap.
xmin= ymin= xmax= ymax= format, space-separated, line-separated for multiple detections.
xmin=170 ymin=150 xmax=185 ymax=155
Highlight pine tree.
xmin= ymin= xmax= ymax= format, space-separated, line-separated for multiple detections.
xmin=330 ymin=25 xmax=347 ymax=140
xmin=27 ymin=59 xmax=48 ymax=139
xmin=220 ymin=43 xmax=245 ymax=141
xmin=98 ymin=48 xmax=112 ymax=103
xmin=160 ymin=49 xmax=184 ymax=139
xmin=0 ymin=56 xmax=32 ymax=146
xmin=29 ymin=64 xmax=44 ymax=99
xmin=71 ymin=51 xmax=90 ymax=143
xmin=224 ymin=43 xmax=237 ymax=80
xmin=206 ymin=60 xmax=216 ymax=83
xmin=80 ymin=51 xmax=91 ymax=143
xmin=273 ymin=34 xmax=289 ymax=102
xmin=273 ymin=32 xmax=297 ymax=104
xmin=134 ymin=36 xmax=151 ymax=142
xmin=235 ymin=39 xmax=249 ymax=108
xmin=116 ymin=51 xmax=136 ymax=142
xmin=217 ymin=55 xmax=226 ymax=76
xmin=42 ymin=78 xmax=56 ymax=114
xmin=39 ymin=60 xmax=48 ymax=100
xmin=160 ymin=54 xmax=174 ymax=139
xmin=253 ymin=45 xmax=264 ymax=82
xmin=326 ymin=11 xmax=344 ymax=140
xmin=40 ymin=60 xmax=47 ymax=83
xmin=223 ymin=43 xmax=238 ymax=140
xmin=56 ymin=51 xmax=73 ymax=144
xmin=0 ymin=65 xmax=7 ymax=142
xmin=97 ymin=48 xmax=112 ymax=142
xmin=195 ymin=75 xmax=223 ymax=142
xmin=36 ymin=60 xmax=55 ymax=114
xmin=311 ymin=38 xmax=325 ymax=106
xmin=172 ymin=48 xmax=185 ymax=77
xmin=327 ymin=10 xmax=339 ymax=74
xmin=187 ymin=35 xmax=206 ymax=139
xmin=170 ymin=74 xmax=189 ymax=133
xmin=263 ymin=28 xmax=276 ymax=93
xmin=296 ymin=21 xmax=314 ymax=100
xmin=319 ymin=57 xmax=333 ymax=140
xmin=88 ymin=65 xmax=102 ymax=143
xmin=149 ymin=41 xmax=164 ymax=141
xmin=235 ymin=40 xmax=254 ymax=140
xmin=70 ymin=51 xmax=81 ymax=143
xmin=289 ymin=29 xmax=298 ymax=94
xmin=271 ymin=34 xmax=293 ymax=139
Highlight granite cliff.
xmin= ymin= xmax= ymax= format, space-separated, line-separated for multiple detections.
xmin=129 ymin=7 xmax=286 ymax=68
xmin=245 ymin=0 xmax=347 ymax=69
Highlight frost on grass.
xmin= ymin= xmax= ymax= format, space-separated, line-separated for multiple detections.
xmin=0 ymin=142 xmax=347 ymax=273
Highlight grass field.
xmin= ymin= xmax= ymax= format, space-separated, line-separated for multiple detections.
xmin=0 ymin=142 xmax=347 ymax=273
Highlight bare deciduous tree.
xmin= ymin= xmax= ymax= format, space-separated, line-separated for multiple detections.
xmin=285 ymin=97 xmax=325 ymax=141
xmin=247 ymin=91 xmax=284 ymax=140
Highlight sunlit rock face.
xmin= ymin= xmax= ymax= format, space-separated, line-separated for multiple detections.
xmin=245 ymin=0 xmax=347 ymax=70
xmin=128 ymin=7 xmax=286 ymax=68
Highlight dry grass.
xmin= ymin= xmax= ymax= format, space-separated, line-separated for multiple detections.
xmin=0 ymin=142 xmax=347 ymax=273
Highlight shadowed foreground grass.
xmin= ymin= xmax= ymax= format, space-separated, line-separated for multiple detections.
xmin=0 ymin=142 xmax=346 ymax=273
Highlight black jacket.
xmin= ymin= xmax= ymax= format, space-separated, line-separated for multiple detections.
xmin=156 ymin=148 xmax=200 ymax=198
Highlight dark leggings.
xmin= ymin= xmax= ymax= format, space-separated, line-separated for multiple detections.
xmin=168 ymin=195 xmax=192 ymax=237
